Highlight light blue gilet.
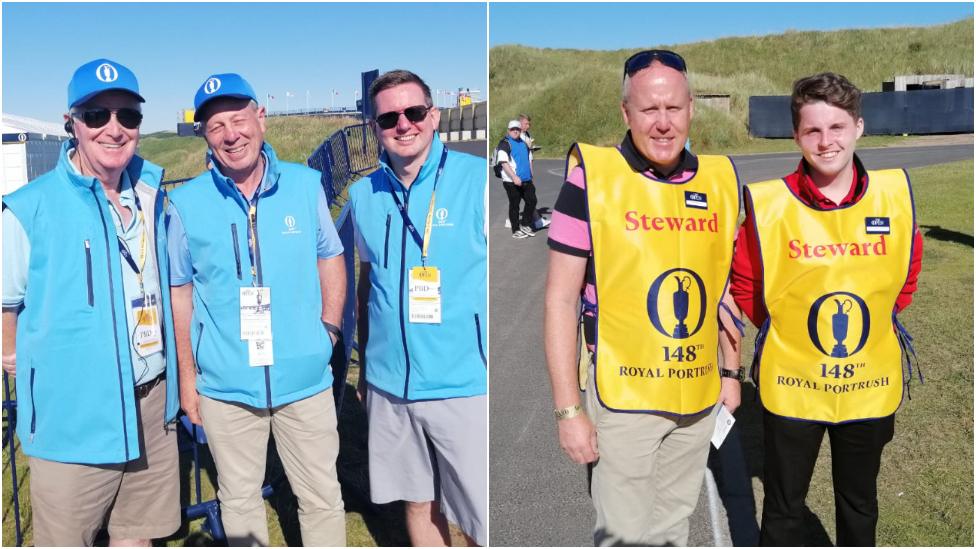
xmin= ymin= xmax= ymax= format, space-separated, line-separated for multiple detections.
xmin=2 ymin=140 xmax=178 ymax=464
xmin=167 ymin=144 xmax=333 ymax=408
xmin=348 ymin=136 xmax=487 ymax=400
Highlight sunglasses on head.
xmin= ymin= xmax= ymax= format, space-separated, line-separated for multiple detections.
xmin=73 ymin=108 xmax=143 ymax=130
xmin=374 ymin=105 xmax=431 ymax=130
xmin=623 ymin=49 xmax=687 ymax=80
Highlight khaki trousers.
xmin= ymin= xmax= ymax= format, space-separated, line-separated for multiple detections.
xmin=29 ymin=380 xmax=179 ymax=546
xmin=586 ymin=369 xmax=716 ymax=547
xmin=198 ymin=389 xmax=345 ymax=547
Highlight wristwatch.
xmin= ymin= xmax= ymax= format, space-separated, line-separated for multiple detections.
xmin=554 ymin=404 xmax=583 ymax=420
xmin=719 ymin=368 xmax=745 ymax=382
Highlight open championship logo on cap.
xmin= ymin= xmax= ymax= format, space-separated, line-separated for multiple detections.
xmin=96 ymin=63 xmax=119 ymax=83
xmin=204 ymin=77 xmax=222 ymax=95
xmin=646 ymin=267 xmax=706 ymax=339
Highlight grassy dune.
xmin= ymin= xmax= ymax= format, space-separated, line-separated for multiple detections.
xmin=489 ymin=18 xmax=974 ymax=156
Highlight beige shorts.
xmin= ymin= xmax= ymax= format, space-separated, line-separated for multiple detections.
xmin=28 ymin=379 xmax=180 ymax=545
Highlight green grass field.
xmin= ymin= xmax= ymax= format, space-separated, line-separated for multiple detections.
xmin=732 ymin=159 xmax=974 ymax=546
xmin=489 ymin=18 xmax=974 ymax=158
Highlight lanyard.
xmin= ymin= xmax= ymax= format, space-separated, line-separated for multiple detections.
xmin=245 ymin=193 xmax=262 ymax=286
xmin=386 ymin=147 xmax=448 ymax=265
xmin=117 ymin=188 xmax=148 ymax=291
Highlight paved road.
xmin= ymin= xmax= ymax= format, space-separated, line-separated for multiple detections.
xmin=488 ymin=144 xmax=972 ymax=547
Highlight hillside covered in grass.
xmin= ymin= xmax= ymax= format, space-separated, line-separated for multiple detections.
xmin=489 ymin=18 xmax=973 ymax=156
xmin=139 ymin=115 xmax=360 ymax=180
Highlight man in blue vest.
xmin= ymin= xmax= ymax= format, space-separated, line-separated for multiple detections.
xmin=2 ymin=58 xmax=180 ymax=546
xmin=166 ymin=73 xmax=347 ymax=546
xmin=497 ymin=119 xmax=538 ymax=238
xmin=349 ymin=69 xmax=487 ymax=546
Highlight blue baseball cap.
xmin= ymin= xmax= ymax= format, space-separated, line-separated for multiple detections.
xmin=68 ymin=58 xmax=145 ymax=109
xmin=193 ymin=73 xmax=257 ymax=121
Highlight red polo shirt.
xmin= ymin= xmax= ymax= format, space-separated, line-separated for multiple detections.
xmin=729 ymin=154 xmax=923 ymax=326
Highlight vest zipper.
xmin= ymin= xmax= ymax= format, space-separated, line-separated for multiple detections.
xmin=193 ymin=322 xmax=204 ymax=374
xmin=231 ymin=223 xmax=242 ymax=279
xmin=90 ymin=188 xmax=130 ymax=460
xmin=398 ymin=187 xmax=413 ymax=399
xmin=474 ymin=313 xmax=487 ymax=367
xmin=383 ymin=214 xmax=391 ymax=269
xmin=29 ymin=367 xmax=36 ymax=442
xmin=84 ymin=240 xmax=94 ymax=306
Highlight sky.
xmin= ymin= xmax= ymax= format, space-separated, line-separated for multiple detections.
xmin=2 ymin=2 xmax=487 ymax=133
xmin=490 ymin=2 xmax=974 ymax=50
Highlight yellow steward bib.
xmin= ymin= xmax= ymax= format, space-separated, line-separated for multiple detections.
xmin=748 ymin=169 xmax=914 ymax=423
xmin=570 ymin=143 xmax=739 ymax=415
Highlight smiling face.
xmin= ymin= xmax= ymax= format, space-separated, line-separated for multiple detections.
xmin=620 ymin=62 xmax=693 ymax=174
xmin=201 ymin=97 xmax=267 ymax=180
xmin=68 ymin=90 xmax=141 ymax=177
xmin=793 ymin=100 xmax=863 ymax=182
xmin=371 ymin=82 xmax=440 ymax=169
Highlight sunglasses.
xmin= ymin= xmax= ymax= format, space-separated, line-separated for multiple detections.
xmin=623 ymin=49 xmax=687 ymax=80
xmin=374 ymin=105 xmax=431 ymax=130
xmin=73 ymin=108 xmax=143 ymax=130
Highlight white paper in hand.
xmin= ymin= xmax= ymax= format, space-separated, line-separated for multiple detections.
xmin=711 ymin=405 xmax=736 ymax=449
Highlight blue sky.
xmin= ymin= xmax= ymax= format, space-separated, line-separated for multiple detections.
xmin=3 ymin=3 xmax=487 ymax=133
xmin=490 ymin=2 xmax=974 ymax=50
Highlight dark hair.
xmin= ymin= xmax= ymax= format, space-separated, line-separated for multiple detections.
xmin=368 ymin=70 xmax=433 ymax=116
xmin=791 ymin=72 xmax=862 ymax=130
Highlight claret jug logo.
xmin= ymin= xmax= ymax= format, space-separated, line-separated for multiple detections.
xmin=647 ymin=268 xmax=706 ymax=339
xmin=96 ymin=63 xmax=118 ymax=82
xmin=204 ymin=77 xmax=222 ymax=95
xmin=807 ymin=291 xmax=870 ymax=358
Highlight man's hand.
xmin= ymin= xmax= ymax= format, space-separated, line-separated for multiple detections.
xmin=181 ymin=377 xmax=202 ymax=425
xmin=2 ymin=354 xmax=15 ymax=376
xmin=512 ymin=175 xmax=523 ymax=186
xmin=717 ymin=376 xmax=741 ymax=414
xmin=557 ymin=414 xmax=599 ymax=464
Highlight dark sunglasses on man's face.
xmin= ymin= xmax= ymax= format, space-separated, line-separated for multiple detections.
xmin=73 ymin=108 xmax=143 ymax=130
xmin=374 ymin=105 xmax=431 ymax=130
xmin=623 ymin=49 xmax=687 ymax=80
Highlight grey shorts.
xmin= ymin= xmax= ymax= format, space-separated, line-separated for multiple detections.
xmin=366 ymin=385 xmax=487 ymax=545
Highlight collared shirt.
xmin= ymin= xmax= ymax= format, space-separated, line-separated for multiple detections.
xmin=167 ymin=151 xmax=344 ymax=285
xmin=729 ymin=154 xmax=924 ymax=326
xmin=3 ymin=149 xmax=165 ymax=384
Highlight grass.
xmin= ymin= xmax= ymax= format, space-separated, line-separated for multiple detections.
xmin=2 ymin=363 xmax=468 ymax=547
xmin=733 ymin=159 xmax=974 ymax=546
xmin=489 ymin=18 xmax=974 ymax=158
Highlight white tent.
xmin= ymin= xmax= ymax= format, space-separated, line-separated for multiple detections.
xmin=2 ymin=112 xmax=68 ymax=137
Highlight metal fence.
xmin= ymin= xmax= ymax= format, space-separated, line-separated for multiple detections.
xmin=749 ymin=87 xmax=975 ymax=137
xmin=306 ymin=122 xmax=379 ymax=205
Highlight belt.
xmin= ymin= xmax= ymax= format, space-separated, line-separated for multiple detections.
xmin=134 ymin=372 xmax=165 ymax=399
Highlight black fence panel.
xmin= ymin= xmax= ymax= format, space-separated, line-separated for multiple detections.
xmin=306 ymin=122 xmax=379 ymax=205
xmin=749 ymin=88 xmax=974 ymax=137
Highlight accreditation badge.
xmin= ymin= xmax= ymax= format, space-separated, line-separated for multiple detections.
xmin=248 ymin=338 xmax=274 ymax=367
xmin=131 ymin=294 xmax=163 ymax=357
xmin=240 ymin=287 xmax=272 ymax=341
xmin=408 ymin=266 xmax=441 ymax=324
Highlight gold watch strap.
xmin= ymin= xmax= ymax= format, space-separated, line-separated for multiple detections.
xmin=554 ymin=404 xmax=584 ymax=420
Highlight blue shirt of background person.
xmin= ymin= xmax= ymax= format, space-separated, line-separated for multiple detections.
xmin=506 ymin=134 xmax=532 ymax=181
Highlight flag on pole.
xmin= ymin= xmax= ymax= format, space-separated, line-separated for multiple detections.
xmin=286 ymin=91 xmax=295 ymax=97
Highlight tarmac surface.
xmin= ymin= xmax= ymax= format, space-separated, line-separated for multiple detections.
xmin=487 ymin=143 xmax=973 ymax=547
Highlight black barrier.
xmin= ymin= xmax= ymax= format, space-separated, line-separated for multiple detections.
xmin=306 ymin=122 xmax=378 ymax=205
xmin=749 ymin=88 xmax=974 ymax=137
